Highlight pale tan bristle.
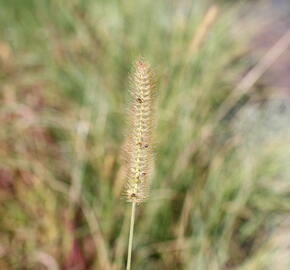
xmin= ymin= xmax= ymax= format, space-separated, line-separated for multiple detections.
xmin=123 ymin=59 xmax=155 ymax=203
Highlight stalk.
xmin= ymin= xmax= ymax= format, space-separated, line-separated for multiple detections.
xmin=126 ymin=202 xmax=136 ymax=270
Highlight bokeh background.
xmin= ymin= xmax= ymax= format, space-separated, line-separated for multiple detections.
xmin=1 ymin=0 xmax=290 ymax=269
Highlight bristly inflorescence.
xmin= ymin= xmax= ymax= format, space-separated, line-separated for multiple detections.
xmin=124 ymin=59 xmax=155 ymax=203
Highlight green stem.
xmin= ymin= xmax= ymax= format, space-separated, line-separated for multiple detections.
xmin=126 ymin=202 xmax=136 ymax=270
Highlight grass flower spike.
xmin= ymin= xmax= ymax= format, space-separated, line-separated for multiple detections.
xmin=124 ymin=59 xmax=155 ymax=270
xmin=125 ymin=59 xmax=155 ymax=203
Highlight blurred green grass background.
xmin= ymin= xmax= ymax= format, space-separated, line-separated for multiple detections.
xmin=1 ymin=0 xmax=290 ymax=269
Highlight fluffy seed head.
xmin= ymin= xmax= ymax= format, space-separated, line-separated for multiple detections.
xmin=123 ymin=59 xmax=155 ymax=203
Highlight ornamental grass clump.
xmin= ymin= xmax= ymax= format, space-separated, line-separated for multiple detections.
xmin=124 ymin=59 xmax=155 ymax=270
